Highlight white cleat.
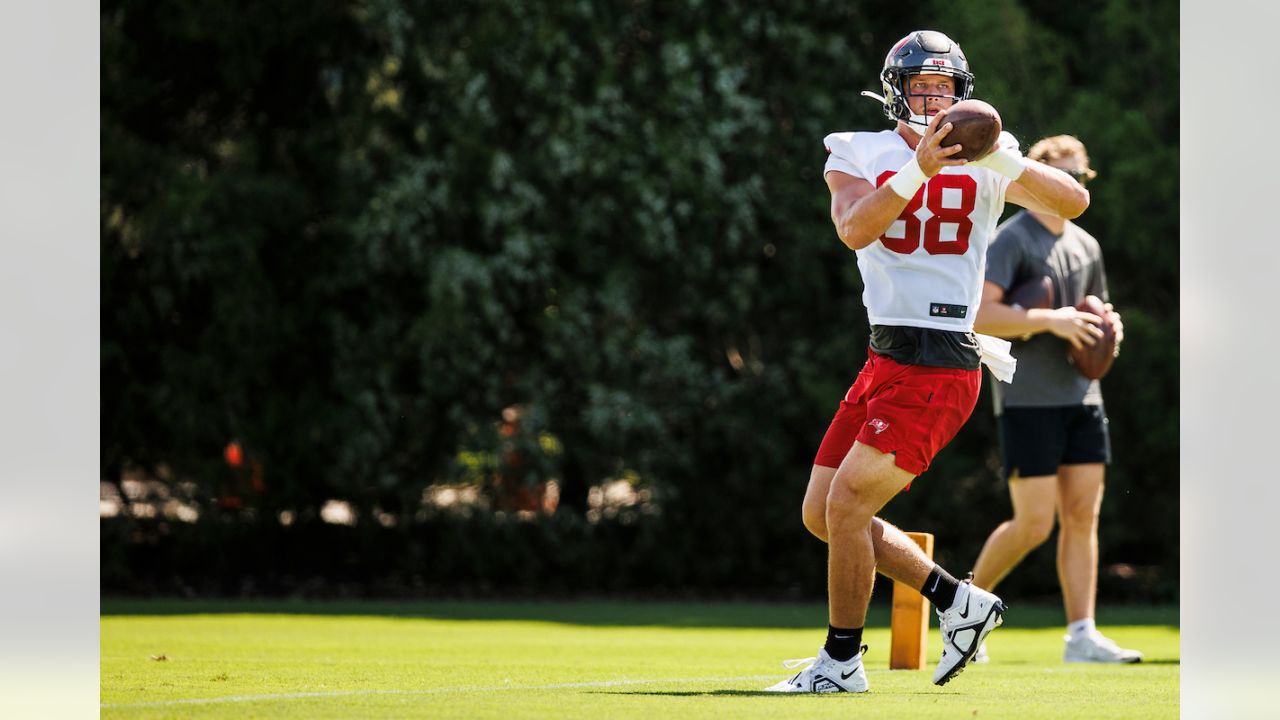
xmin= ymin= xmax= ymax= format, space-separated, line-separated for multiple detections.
xmin=972 ymin=641 xmax=990 ymax=664
xmin=933 ymin=580 xmax=1005 ymax=686
xmin=763 ymin=646 xmax=869 ymax=693
xmin=1063 ymin=631 xmax=1143 ymax=664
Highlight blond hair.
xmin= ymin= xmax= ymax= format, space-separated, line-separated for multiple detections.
xmin=1027 ymin=134 xmax=1097 ymax=181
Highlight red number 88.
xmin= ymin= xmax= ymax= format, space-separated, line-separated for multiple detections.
xmin=873 ymin=171 xmax=977 ymax=255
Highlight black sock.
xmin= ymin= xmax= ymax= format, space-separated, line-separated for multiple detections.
xmin=920 ymin=565 xmax=961 ymax=610
xmin=824 ymin=624 xmax=863 ymax=662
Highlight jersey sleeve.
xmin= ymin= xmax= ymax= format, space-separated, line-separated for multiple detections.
xmin=985 ymin=222 xmax=1024 ymax=293
xmin=823 ymin=132 xmax=868 ymax=182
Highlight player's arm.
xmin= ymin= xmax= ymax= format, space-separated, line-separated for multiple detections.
xmin=970 ymin=134 xmax=1089 ymax=219
xmin=827 ymin=111 xmax=965 ymax=250
xmin=972 ymin=281 xmax=1104 ymax=350
xmin=1004 ymin=162 xmax=1090 ymax=219
xmin=825 ymin=172 xmax=904 ymax=250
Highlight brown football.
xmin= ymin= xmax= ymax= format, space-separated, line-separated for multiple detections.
xmin=1004 ymin=275 xmax=1055 ymax=311
xmin=940 ymin=99 xmax=1002 ymax=161
xmin=1068 ymin=295 xmax=1116 ymax=380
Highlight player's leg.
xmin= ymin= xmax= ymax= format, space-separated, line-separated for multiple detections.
xmin=767 ymin=365 xmax=880 ymax=693
xmin=1056 ymin=462 xmax=1104 ymax=624
xmin=1057 ymin=462 xmax=1138 ymax=662
xmin=835 ymin=362 xmax=1002 ymax=687
xmin=801 ymin=464 xmax=835 ymax=541
xmin=798 ymin=358 xmax=967 ymax=589
xmin=803 ymin=464 xmax=935 ymax=589
xmin=967 ymin=407 xmax=1062 ymax=667
xmin=1056 ymin=405 xmax=1140 ymax=663
xmin=766 ymin=445 xmax=900 ymax=694
xmin=825 ymin=442 xmax=917 ymax=628
xmin=869 ymin=515 xmax=936 ymax=588
xmin=972 ymin=406 xmax=1064 ymax=591
xmin=771 ymin=443 xmax=947 ymax=694
xmin=776 ymin=363 xmax=955 ymax=693
xmin=970 ymin=473 xmax=1058 ymax=590
xmin=771 ymin=355 xmax=1000 ymax=690
xmin=804 ymin=363 xmax=874 ymax=542
xmin=968 ymin=473 xmax=1055 ymax=665
xmin=802 ymin=355 xmax=939 ymax=581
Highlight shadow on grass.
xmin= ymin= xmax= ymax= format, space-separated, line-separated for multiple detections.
xmin=100 ymin=597 xmax=1179 ymax=630
xmin=594 ymin=690 xmax=950 ymax=697
xmin=595 ymin=690 xmax=789 ymax=698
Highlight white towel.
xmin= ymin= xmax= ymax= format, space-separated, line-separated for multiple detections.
xmin=976 ymin=333 xmax=1017 ymax=383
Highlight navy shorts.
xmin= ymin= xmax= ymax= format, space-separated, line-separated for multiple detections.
xmin=996 ymin=405 xmax=1111 ymax=480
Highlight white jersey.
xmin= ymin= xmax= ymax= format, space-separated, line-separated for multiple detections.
xmin=824 ymin=129 xmax=1018 ymax=332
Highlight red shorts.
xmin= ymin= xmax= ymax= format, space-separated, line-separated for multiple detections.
xmin=813 ymin=349 xmax=982 ymax=476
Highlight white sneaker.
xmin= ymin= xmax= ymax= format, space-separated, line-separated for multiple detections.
xmin=933 ymin=580 xmax=1005 ymax=685
xmin=763 ymin=646 xmax=869 ymax=693
xmin=973 ymin=641 xmax=989 ymax=664
xmin=1063 ymin=631 xmax=1143 ymax=664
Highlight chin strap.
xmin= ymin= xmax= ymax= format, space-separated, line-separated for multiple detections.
xmin=861 ymin=90 xmax=923 ymax=132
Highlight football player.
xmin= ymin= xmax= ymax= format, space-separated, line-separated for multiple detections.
xmin=764 ymin=30 xmax=1090 ymax=693
xmin=968 ymin=134 xmax=1141 ymax=665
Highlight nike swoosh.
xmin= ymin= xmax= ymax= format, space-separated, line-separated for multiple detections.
xmin=957 ymin=597 xmax=971 ymax=619
xmin=840 ymin=667 xmax=860 ymax=680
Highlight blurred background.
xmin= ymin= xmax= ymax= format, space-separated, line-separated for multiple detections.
xmin=100 ymin=0 xmax=1177 ymax=604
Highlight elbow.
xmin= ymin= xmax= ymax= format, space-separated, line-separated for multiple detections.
xmin=835 ymin=221 xmax=874 ymax=251
xmin=1062 ymin=187 xmax=1090 ymax=219
xmin=842 ymin=232 xmax=875 ymax=251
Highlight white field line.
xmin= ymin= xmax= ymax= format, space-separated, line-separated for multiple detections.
xmin=100 ymin=674 xmax=789 ymax=709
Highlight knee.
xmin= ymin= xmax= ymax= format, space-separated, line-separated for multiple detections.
xmin=802 ymin=496 xmax=828 ymax=540
xmin=1012 ymin=513 xmax=1055 ymax=546
xmin=825 ymin=474 xmax=877 ymax=528
xmin=1059 ymin=497 xmax=1100 ymax=533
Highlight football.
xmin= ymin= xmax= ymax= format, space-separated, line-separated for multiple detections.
xmin=1068 ymin=294 xmax=1116 ymax=380
xmin=940 ymin=99 xmax=1002 ymax=161
xmin=1004 ymin=275 xmax=1055 ymax=311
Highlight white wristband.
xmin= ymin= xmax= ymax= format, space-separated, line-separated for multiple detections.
xmin=887 ymin=157 xmax=927 ymax=199
xmin=975 ymin=147 xmax=1028 ymax=180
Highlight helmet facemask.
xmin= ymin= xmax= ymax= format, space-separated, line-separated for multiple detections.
xmin=884 ymin=67 xmax=971 ymax=135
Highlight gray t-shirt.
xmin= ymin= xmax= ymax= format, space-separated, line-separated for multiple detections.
xmin=985 ymin=210 xmax=1108 ymax=411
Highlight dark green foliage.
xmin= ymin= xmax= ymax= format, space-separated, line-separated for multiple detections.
xmin=102 ymin=1 xmax=1178 ymax=601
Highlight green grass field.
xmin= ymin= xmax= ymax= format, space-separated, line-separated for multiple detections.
xmin=101 ymin=600 xmax=1178 ymax=719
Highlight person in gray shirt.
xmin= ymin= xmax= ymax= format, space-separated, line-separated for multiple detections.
xmin=968 ymin=135 xmax=1142 ymax=664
